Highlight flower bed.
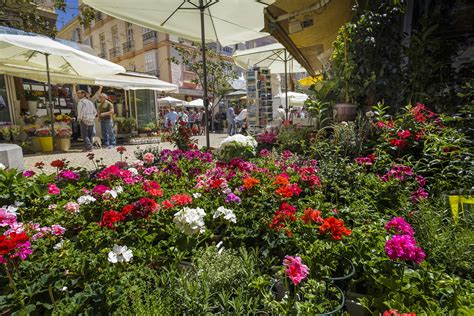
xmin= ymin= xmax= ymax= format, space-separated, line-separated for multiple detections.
xmin=0 ymin=105 xmax=472 ymax=314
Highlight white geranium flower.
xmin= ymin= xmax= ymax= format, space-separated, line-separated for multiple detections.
xmin=214 ymin=206 xmax=237 ymax=223
xmin=128 ymin=167 xmax=138 ymax=176
xmin=173 ymin=207 xmax=206 ymax=235
xmin=192 ymin=192 xmax=202 ymax=199
xmin=108 ymin=245 xmax=133 ymax=263
xmin=77 ymin=195 xmax=96 ymax=205
xmin=113 ymin=186 xmax=123 ymax=194
xmin=0 ymin=163 xmax=5 ymax=170
xmin=53 ymin=240 xmax=65 ymax=250
xmin=104 ymin=190 xmax=118 ymax=199
xmin=220 ymin=134 xmax=257 ymax=148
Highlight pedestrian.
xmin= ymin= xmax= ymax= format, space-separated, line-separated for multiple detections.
xmin=235 ymin=107 xmax=248 ymax=133
xmin=166 ymin=107 xmax=178 ymax=127
xmin=227 ymin=104 xmax=236 ymax=136
xmin=76 ymin=90 xmax=97 ymax=152
xmin=195 ymin=108 xmax=203 ymax=135
xmin=98 ymin=93 xmax=116 ymax=149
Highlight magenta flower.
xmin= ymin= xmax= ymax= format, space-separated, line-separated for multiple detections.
xmin=57 ymin=170 xmax=80 ymax=181
xmin=385 ymin=217 xmax=414 ymax=236
xmin=22 ymin=170 xmax=36 ymax=177
xmin=47 ymin=183 xmax=61 ymax=195
xmin=282 ymin=255 xmax=309 ymax=286
xmin=92 ymin=184 xmax=111 ymax=196
xmin=385 ymin=234 xmax=426 ymax=264
xmin=0 ymin=208 xmax=17 ymax=227
xmin=411 ymin=187 xmax=429 ymax=203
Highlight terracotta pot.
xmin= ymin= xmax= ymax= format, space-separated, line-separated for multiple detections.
xmin=333 ymin=103 xmax=358 ymax=122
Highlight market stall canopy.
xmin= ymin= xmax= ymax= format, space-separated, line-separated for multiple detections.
xmin=233 ymin=43 xmax=306 ymax=74
xmin=96 ymin=72 xmax=178 ymax=91
xmin=82 ymin=0 xmax=273 ymax=47
xmin=274 ymin=91 xmax=308 ymax=106
xmin=0 ymin=33 xmax=125 ymax=77
xmin=264 ymin=0 xmax=354 ymax=75
xmin=188 ymin=99 xmax=205 ymax=108
xmin=157 ymin=96 xmax=187 ymax=107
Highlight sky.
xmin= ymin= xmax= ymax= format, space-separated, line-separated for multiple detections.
xmin=55 ymin=0 xmax=80 ymax=30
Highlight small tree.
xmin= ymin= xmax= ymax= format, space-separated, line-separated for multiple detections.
xmin=0 ymin=0 xmax=66 ymax=36
xmin=170 ymin=43 xmax=237 ymax=131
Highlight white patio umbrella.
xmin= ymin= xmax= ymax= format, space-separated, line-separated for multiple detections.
xmin=233 ymin=43 xmax=306 ymax=119
xmin=0 ymin=33 xmax=125 ymax=134
xmin=188 ymin=98 xmax=204 ymax=108
xmin=274 ymin=91 xmax=308 ymax=107
xmin=83 ymin=0 xmax=273 ymax=148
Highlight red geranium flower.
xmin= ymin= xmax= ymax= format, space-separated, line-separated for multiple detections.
xmin=397 ymin=130 xmax=411 ymax=139
xmin=161 ymin=200 xmax=174 ymax=209
xmin=301 ymin=208 xmax=323 ymax=225
xmin=143 ymin=181 xmax=163 ymax=197
xmin=131 ymin=197 xmax=159 ymax=219
xmin=273 ymin=174 xmax=290 ymax=186
xmin=171 ymin=194 xmax=193 ymax=206
xmin=51 ymin=159 xmax=65 ymax=169
xmin=99 ymin=210 xmax=123 ymax=228
xmin=116 ymin=146 xmax=127 ymax=154
xmin=319 ymin=217 xmax=351 ymax=240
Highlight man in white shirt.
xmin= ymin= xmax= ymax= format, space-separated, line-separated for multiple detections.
xmin=235 ymin=108 xmax=247 ymax=132
xmin=77 ymin=90 xmax=97 ymax=152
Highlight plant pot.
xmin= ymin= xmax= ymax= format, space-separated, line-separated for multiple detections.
xmin=58 ymin=138 xmax=71 ymax=152
xmin=27 ymin=101 xmax=38 ymax=116
xmin=333 ymin=103 xmax=358 ymax=122
xmin=39 ymin=136 xmax=53 ymax=152
xmin=323 ymin=257 xmax=355 ymax=292
xmin=31 ymin=137 xmax=42 ymax=152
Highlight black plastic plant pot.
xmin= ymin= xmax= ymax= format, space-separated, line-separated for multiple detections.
xmin=323 ymin=257 xmax=356 ymax=292
xmin=317 ymin=284 xmax=346 ymax=316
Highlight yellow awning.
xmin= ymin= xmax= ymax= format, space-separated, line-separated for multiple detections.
xmin=299 ymin=74 xmax=323 ymax=87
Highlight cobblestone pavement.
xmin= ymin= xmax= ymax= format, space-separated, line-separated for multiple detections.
xmin=23 ymin=133 xmax=229 ymax=173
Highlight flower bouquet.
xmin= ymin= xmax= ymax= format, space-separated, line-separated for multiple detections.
xmin=0 ymin=126 xmax=11 ymax=141
xmin=23 ymin=125 xmax=40 ymax=137
xmin=55 ymin=114 xmax=72 ymax=124
xmin=10 ymin=125 xmax=21 ymax=141
xmin=56 ymin=127 xmax=72 ymax=139
xmin=36 ymin=128 xmax=52 ymax=137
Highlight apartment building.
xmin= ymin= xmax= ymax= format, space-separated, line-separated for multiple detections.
xmin=57 ymin=10 xmax=207 ymax=100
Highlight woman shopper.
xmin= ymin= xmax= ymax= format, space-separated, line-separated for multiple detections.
xmin=76 ymin=90 xmax=97 ymax=152
xmin=98 ymin=93 xmax=116 ymax=149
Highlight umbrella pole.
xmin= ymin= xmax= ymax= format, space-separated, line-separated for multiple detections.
xmin=45 ymin=53 xmax=55 ymax=136
xmin=199 ymin=0 xmax=210 ymax=149
xmin=284 ymin=50 xmax=289 ymax=120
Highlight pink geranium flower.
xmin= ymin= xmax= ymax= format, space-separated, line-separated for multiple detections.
xmin=282 ymin=255 xmax=309 ymax=285
xmin=51 ymin=224 xmax=66 ymax=236
xmin=0 ymin=208 xmax=17 ymax=227
xmin=143 ymin=153 xmax=155 ymax=164
xmin=47 ymin=183 xmax=60 ymax=195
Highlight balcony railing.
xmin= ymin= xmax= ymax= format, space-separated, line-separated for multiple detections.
xmin=122 ymin=41 xmax=135 ymax=54
xmin=142 ymin=31 xmax=157 ymax=45
xmin=109 ymin=47 xmax=121 ymax=58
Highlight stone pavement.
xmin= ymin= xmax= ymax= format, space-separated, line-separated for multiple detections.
xmin=23 ymin=133 xmax=229 ymax=173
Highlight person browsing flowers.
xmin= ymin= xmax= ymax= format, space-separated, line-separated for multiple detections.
xmin=76 ymin=90 xmax=97 ymax=152
xmin=98 ymin=93 xmax=116 ymax=149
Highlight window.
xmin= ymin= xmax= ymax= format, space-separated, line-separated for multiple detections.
xmin=126 ymin=22 xmax=134 ymax=43
xmin=99 ymin=33 xmax=106 ymax=58
xmin=111 ymin=25 xmax=119 ymax=49
xmin=83 ymin=37 xmax=91 ymax=47
xmin=71 ymin=28 xmax=81 ymax=42
xmin=144 ymin=50 xmax=157 ymax=72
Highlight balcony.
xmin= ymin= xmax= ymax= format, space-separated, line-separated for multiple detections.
xmin=122 ymin=41 xmax=135 ymax=54
xmin=109 ymin=47 xmax=121 ymax=58
xmin=142 ymin=31 xmax=158 ymax=46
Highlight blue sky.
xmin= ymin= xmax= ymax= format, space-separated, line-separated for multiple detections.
xmin=56 ymin=0 xmax=80 ymax=30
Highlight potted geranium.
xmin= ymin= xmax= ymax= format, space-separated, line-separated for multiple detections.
xmin=36 ymin=127 xmax=53 ymax=152
xmin=56 ymin=127 xmax=72 ymax=152
xmin=25 ymin=90 xmax=40 ymax=116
